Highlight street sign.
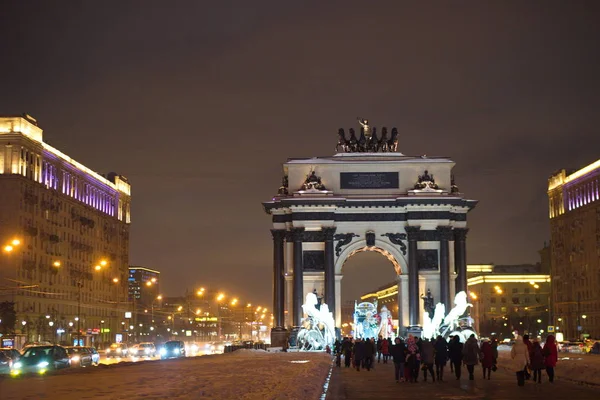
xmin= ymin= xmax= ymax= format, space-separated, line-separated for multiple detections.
xmin=577 ymin=325 xmax=582 ymax=331
xmin=547 ymin=326 xmax=555 ymax=333
xmin=125 ymin=312 xmax=132 ymax=319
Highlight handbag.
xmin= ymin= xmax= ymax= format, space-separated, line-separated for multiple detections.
xmin=492 ymin=364 xmax=497 ymax=372
xmin=524 ymin=366 xmax=531 ymax=380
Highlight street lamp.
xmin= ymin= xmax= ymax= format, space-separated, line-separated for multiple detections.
xmin=53 ymin=261 xmax=61 ymax=267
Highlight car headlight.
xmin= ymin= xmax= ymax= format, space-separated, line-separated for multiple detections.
xmin=106 ymin=349 xmax=110 ymax=353
xmin=116 ymin=348 xmax=122 ymax=353
xmin=38 ymin=361 xmax=49 ymax=368
xmin=191 ymin=344 xmax=198 ymax=352
xmin=173 ymin=349 xmax=180 ymax=355
xmin=144 ymin=348 xmax=151 ymax=354
xmin=13 ymin=361 xmax=22 ymax=369
xmin=159 ymin=348 xmax=167 ymax=356
xmin=71 ymin=356 xmax=80 ymax=362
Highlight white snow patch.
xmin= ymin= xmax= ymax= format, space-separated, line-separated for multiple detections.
xmin=0 ymin=351 xmax=332 ymax=399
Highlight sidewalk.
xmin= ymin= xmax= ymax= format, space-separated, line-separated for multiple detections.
xmin=326 ymin=357 xmax=600 ymax=399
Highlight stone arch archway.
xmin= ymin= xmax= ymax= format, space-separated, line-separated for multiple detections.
xmin=335 ymin=239 xmax=406 ymax=276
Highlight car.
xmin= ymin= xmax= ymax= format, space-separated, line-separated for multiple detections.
xmin=559 ymin=341 xmax=585 ymax=354
xmin=65 ymin=346 xmax=93 ymax=367
xmin=0 ymin=352 xmax=13 ymax=374
xmin=130 ymin=342 xmax=156 ymax=357
xmin=0 ymin=348 xmax=22 ymax=362
xmin=105 ymin=343 xmax=129 ymax=358
xmin=85 ymin=347 xmax=100 ymax=365
xmin=11 ymin=345 xmax=70 ymax=375
xmin=160 ymin=340 xmax=186 ymax=359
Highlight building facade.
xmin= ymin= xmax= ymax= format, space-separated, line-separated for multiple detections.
xmin=263 ymin=122 xmax=477 ymax=345
xmin=0 ymin=115 xmax=131 ymax=345
xmin=128 ymin=266 xmax=160 ymax=307
xmin=548 ymin=159 xmax=600 ymax=339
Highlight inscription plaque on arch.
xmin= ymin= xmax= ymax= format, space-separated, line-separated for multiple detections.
xmin=340 ymin=172 xmax=399 ymax=189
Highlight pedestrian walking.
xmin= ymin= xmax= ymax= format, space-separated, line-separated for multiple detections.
xmin=390 ymin=337 xmax=406 ymax=382
xmin=530 ymin=341 xmax=545 ymax=383
xmin=433 ymin=335 xmax=449 ymax=381
xmin=381 ymin=337 xmax=390 ymax=364
xmin=420 ymin=338 xmax=435 ymax=382
xmin=406 ymin=335 xmax=420 ymax=383
xmin=342 ymin=337 xmax=352 ymax=368
xmin=480 ymin=340 xmax=494 ymax=380
xmin=363 ymin=338 xmax=374 ymax=371
xmin=543 ymin=334 xmax=558 ymax=383
xmin=511 ymin=335 xmax=530 ymax=386
xmin=354 ymin=338 xmax=365 ymax=371
xmin=376 ymin=335 xmax=383 ymax=363
xmin=448 ymin=335 xmax=463 ymax=380
xmin=462 ymin=334 xmax=480 ymax=381
xmin=491 ymin=338 xmax=499 ymax=372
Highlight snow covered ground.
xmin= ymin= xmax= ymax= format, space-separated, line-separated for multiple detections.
xmin=0 ymin=350 xmax=332 ymax=400
xmin=498 ymin=348 xmax=600 ymax=386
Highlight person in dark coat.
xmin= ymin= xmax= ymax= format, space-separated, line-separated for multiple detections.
xmin=480 ymin=340 xmax=494 ymax=380
xmin=448 ymin=335 xmax=464 ymax=380
xmin=462 ymin=334 xmax=480 ymax=381
xmin=334 ymin=339 xmax=342 ymax=367
xmin=433 ymin=335 xmax=449 ymax=381
xmin=420 ymin=338 xmax=435 ymax=382
xmin=522 ymin=334 xmax=533 ymax=380
xmin=377 ymin=335 xmax=383 ymax=363
xmin=353 ymin=338 xmax=365 ymax=371
xmin=390 ymin=337 xmax=406 ymax=382
xmin=530 ymin=341 xmax=545 ymax=383
xmin=342 ymin=337 xmax=352 ymax=368
xmin=364 ymin=338 xmax=375 ymax=371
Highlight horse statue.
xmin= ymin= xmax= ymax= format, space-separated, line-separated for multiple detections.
xmin=358 ymin=128 xmax=367 ymax=152
xmin=388 ymin=127 xmax=399 ymax=152
xmin=379 ymin=127 xmax=389 ymax=152
xmin=366 ymin=127 xmax=378 ymax=152
xmin=347 ymin=128 xmax=358 ymax=152
xmin=336 ymin=128 xmax=348 ymax=152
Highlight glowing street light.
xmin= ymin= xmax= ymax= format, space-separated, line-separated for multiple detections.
xmin=53 ymin=261 xmax=61 ymax=267
xmin=469 ymin=292 xmax=478 ymax=300
xmin=146 ymin=281 xmax=152 ymax=286
xmin=100 ymin=260 xmax=108 ymax=267
xmin=230 ymin=298 xmax=238 ymax=306
xmin=157 ymin=295 xmax=163 ymax=300
xmin=177 ymin=306 xmax=183 ymax=312
xmin=3 ymin=245 xmax=13 ymax=252
xmin=11 ymin=239 xmax=21 ymax=246
xmin=94 ymin=265 xmax=101 ymax=271
xmin=112 ymin=277 xmax=119 ymax=283
xmin=582 ymin=315 xmax=587 ymax=319
xmin=216 ymin=293 xmax=225 ymax=302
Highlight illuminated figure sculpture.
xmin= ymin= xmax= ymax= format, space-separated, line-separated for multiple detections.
xmin=377 ymin=305 xmax=394 ymax=339
xmin=353 ymin=301 xmax=379 ymax=340
xmin=297 ymin=292 xmax=335 ymax=351
xmin=420 ymin=291 xmax=476 ymax=343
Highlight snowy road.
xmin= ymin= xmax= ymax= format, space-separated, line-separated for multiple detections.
xmin=0 ymin=350 xmax=332 ymax=400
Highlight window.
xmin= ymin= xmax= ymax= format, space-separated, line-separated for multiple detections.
xmin=512 ymin=288 xmax=518 ymax=294
xmin=512 ymin=297 xmax=520 ymax=304
xmin=501 ymin=307 xmax=507 ymax=313
xmin=501 ymin=297 xmax=507 ymax=304
xmin=490 ymin=307 xmax=497 ymax=313
xmin=490 ymin=297 xmax=497 ymax=304
xmin=524 ymin=288 xmax=530 ymax=294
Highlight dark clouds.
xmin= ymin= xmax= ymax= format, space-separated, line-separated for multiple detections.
xmin=1 ymin=1 xmax=599 ymax=304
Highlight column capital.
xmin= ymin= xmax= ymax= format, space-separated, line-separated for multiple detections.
xmin=436 ymin=226 xmax=454 ymax=241
xmin=270 ymin=229 xmax=286 ymax=241
xmin=322 ymin=227 xmax=337 ymax=241
xmin=405 ymin=226 xmax=420 ymax=240
xmin=290 ymin=227 xmax=305 ymax=242
xmin=454 ymin=228 xmax=469 ymax=241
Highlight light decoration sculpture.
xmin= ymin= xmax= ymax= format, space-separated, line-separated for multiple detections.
xmin=296 ymin=292 xmax=336 ymax=351
xmin=421 ymin=291 xmax=477 ymax=343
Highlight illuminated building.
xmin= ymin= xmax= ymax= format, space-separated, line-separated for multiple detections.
xmin=361 ymin=261 xmax=551 ymax=339
xmin=0 ymin=115 xmax=131 ymax=344
xmin=548 ymin=159 xmax=600 ymax=339
xmin=128 ymin=266 xmax=160 ymax=306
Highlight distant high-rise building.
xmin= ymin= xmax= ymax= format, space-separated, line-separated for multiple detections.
xmin=128 ymin=266 xmax=160 ymax=307
xmin=0 ymin=115 xmax=131 ymax=345
xmin=548 ymin=159 xmax=600 ymax=339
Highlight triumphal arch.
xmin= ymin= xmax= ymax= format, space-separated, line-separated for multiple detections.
xmin=263 ymin=120 xmax=477 ymax=346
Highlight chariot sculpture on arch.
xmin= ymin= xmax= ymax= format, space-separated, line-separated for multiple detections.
xmin=335 ymin=118 xmax=399 ymax=153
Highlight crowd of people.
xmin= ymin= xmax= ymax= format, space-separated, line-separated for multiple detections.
xmin=333 ymin=333 xmax=558 ymax=386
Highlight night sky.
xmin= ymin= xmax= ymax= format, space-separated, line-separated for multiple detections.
xmin=2 ymin=1 xmax=599 ymax=305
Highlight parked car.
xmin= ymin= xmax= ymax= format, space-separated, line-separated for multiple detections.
xmin=160 ymin=340 xmax=186 ymax=359
xmin=559 ymin=341 xmax=585 ymax=354
xmin=11 ymin=345 xmax=70 ymax=375
xmin=85 ymin=347 xmax=100 ymax=365
xmin=130 ymin=342 xmax=156 ymax=357
xmin=0 ymin=348 xmax=22 ymax=362
xmin=65 ymin=346 xmax=93 ymax=367
xmin=105 ymin=343 xmax=129 ymax=358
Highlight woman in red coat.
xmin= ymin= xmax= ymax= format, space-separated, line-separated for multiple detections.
xmin=480 ymin=341 xmax=494 ymax=380
xmin=381 ymin=339 xmax=390 ymax=364
xmin=543 ymin=335 xmax=558 ymax=383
